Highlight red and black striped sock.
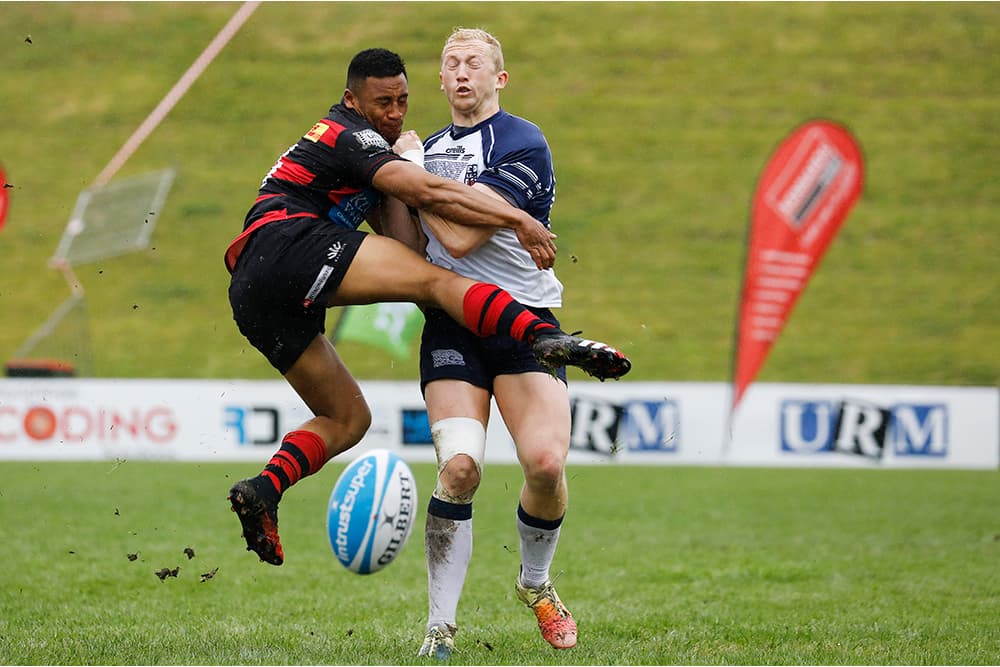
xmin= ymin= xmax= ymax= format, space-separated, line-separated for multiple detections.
xmin=260 ymin=430 xmax=329 ymax=497
xmin=462 ymin=282 xmax=557 ymax=344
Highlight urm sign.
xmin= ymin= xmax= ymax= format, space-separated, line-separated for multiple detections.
xmin=780 ymin=400 xmax=948 ymax=459
xmin=570 ymin=398 xmax=679 ymax=455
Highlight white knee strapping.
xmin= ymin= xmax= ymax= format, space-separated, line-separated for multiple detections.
xmin=431 ymin=417 xmax=486 ymax=474
xmin=431 ymin=417 xmax=487 ymax=500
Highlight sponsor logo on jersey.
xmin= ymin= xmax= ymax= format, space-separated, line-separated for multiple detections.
xmin=328 ymin=190 xmax=379 ymax=230
xmin=304 ymin=122 xmax=329 ymax=143
xmin=302 ymin=265 xmax=334 ymax=308
xmin=354 ymin=128 xmax=391 ymax=152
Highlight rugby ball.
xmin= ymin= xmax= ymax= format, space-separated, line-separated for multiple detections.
xmin=326 ymin=449 xmax=418 ymax=574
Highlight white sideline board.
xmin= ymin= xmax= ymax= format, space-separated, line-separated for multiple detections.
xmin=0 ymin=379 xmax=996 ymax=469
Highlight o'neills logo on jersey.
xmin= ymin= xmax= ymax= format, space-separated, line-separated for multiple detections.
xmin=354 ymin=129 xmax=390 ymax=152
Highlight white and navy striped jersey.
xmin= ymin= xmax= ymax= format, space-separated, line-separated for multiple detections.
xmin=420 ymin=109 xmax=563 ymax=307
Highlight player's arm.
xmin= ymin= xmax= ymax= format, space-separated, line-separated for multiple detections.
xmin=418 ymin=183 xmax=504 ymax=258
xmin=371 ymin=195 xmax=427 ymax=254
xmin=371 ymin=159 xmax=556 ymax=270
xmin=365 ymin=200 xmax=386 ymax=236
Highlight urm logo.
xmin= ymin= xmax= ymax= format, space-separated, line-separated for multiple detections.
xmin=834 ymin=401 xmax=891 ymax=458
xmin=780 ymin=401 xmax=837 ymax=453
xmin=890 ymin=404 xmax=947 ymax=457
xmin=569 ymin=397 xmax=621 ymax=455
xmin=618 ymin=400 xmax=680 ymax=452
xmin=570 ymin=398 xmax=678 ymax=455
xmin=780 ymin=399 xmax=949 ymax=458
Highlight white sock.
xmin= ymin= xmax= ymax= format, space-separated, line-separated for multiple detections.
xmin=425 ymin=498 xmax=473 ymax=632
xmin=517 ymin=504 xmax=562 ymax=589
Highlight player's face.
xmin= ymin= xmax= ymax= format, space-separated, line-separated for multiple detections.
xmin=346 ymin=74 xmax=408 ymax=144
xmin=440 ymin=42 xmax=506 ymax=120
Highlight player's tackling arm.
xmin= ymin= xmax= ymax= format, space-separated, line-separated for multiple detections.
xmin=372 ymin=159 xmax=556 ymax=269
xmin=418 ymin=182 xmax=503 ymax=258
xmin=368 ymin=196 xmax=427 ymax=254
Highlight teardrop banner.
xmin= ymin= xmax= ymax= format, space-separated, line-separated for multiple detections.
xmin=731 ymin=120 xmax=865 ymax=412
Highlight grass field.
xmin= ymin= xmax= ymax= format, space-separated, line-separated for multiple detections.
xmin=1 ymin=5 xmax=997 ymax=666
xmin=1 ymin=2 xmax=997 ymax=385
xmin=2 ymin=461 xmax=998 ymax=665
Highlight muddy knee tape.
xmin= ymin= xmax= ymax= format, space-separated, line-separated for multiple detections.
xmin=431 ymin=417 xmax=486 ymax=478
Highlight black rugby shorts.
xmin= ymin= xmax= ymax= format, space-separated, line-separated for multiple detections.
xmin=229 ymin=217 xmax=365 ymax=374
xmin=419 ymin=305 xmax=567 ymax=395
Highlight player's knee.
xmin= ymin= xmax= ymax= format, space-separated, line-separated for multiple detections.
xmin=428 ymin=270 xmax=468 ymax=309
xmin=431 ymin=417 xmax=486 ymax=504
xmin=440 ymin=454 xmax=481 ymax=497
xmin=339 ymin=404 xmax=372 ymax=447
xmin=521 ymin=449 xmax=566 ymax=490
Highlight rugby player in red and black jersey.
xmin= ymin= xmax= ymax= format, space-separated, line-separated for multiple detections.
xmin=224 ymin=48 xmax=630 ymax=567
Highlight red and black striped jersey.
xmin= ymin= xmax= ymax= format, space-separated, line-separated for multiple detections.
xmin=225 ymin=102 xmax=403 ymax=272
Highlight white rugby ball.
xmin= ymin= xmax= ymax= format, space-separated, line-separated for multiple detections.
xmin=326 ymin=449 xmax=418 ymax=574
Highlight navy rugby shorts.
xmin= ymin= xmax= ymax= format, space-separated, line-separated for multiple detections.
xmin=419 ymin=305 xmax=567 ymax=395
xmin=229 ymin=217 xmax=366 ymax=374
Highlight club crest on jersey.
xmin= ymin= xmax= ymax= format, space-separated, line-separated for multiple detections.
xmin=464 ymin=165 xmax=478 ymax=185
xmin=354 ymin=129 xmax=391 ymax=152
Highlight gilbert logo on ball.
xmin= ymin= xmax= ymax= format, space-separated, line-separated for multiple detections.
xmin=327 ymin=449 xmax=417 ymax=574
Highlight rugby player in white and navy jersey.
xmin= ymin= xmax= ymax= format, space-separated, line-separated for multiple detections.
xmin=420 ymin=110 xmax=562 ymax=307
xmin=223 ymin=48 xmax=630 ymax=570
xmin=399 ymin=29 xmax=616 ymax=659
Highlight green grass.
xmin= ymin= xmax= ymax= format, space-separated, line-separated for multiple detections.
xmin=1 ymin=461 xmax=998 ymax=664
xmin=0 ymin=2 xmax=997 ymax=385
xmin=1 ymin=6 xmax=997 ymax=663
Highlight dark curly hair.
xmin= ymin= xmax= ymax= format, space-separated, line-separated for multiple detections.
xmin=346 ymin=48 xmax=407 ymax=91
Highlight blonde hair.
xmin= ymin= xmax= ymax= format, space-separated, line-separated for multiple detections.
xmin=442 ymin=27 xmax=505 ymax=72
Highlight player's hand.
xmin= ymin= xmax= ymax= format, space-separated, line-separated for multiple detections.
xmin=515 ymin=217 xmax=557 ymax=270
xmin=393 ymin=131 xmax=424 ymax=157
